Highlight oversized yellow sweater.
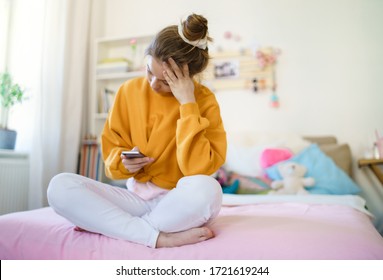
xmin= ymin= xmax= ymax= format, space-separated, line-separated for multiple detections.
xmin=101 ymin=77 xmax=227 ymax=190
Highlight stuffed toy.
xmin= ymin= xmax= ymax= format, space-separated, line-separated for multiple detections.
xmin=270 ymin=162 xmax=315 ymax=194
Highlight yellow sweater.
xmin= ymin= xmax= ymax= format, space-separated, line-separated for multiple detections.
xmin=101 ymin=77 xmax=227 ymax=190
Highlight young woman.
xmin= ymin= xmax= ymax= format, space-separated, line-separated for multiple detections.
xmin=47 ymin=13 xmax=227 ymax=248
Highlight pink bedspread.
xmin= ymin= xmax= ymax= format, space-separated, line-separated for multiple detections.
xmin=1 ymin=202 xmax=383 ymax=260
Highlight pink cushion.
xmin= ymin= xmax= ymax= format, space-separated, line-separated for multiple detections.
xmin=260 ymin=148 xmax=293 ymax=169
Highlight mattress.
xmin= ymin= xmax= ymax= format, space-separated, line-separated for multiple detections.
xmin=1 ymin=194 xmax=382 ymax=260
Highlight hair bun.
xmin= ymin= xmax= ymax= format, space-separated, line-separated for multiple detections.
xmin=146 ymin=13 xmax=212 ymax=76
xmin=182 ymin=14 xmax=209 ymax=42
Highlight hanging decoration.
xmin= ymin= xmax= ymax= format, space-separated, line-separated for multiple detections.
xmin=255 ymin=47 xmax=281 ymax=108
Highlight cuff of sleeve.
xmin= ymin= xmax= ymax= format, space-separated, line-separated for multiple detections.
xmin=179 ymin=103 xmax=200 ymax=118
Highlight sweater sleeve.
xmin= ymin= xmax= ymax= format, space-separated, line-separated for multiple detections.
xmin=101 ymin=84 xmax=134 ymax=180
xmin=176 ymin=99 xmax=227 ymax=176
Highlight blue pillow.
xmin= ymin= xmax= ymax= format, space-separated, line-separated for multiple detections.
xmin=265 ymin=144 xmax=361 ymax=195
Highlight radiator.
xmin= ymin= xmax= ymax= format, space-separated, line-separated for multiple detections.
xmin=0 ymin=150 xmax=29 ymax=215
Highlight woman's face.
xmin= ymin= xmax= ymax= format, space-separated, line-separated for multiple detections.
xmin=146 ymin=56 xmax=172 ymax=94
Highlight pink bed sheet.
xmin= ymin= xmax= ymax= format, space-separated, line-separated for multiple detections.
xmin=1 ymin=203 xmax=383 ymax=260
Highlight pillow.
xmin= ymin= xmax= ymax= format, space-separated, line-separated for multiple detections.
xmin=222 ymin=180 xmax=240 ymax=194
xmin=318 ymin=143 xmax=352 ymax=177
xmin=225 ymin=133 xmax=311 ymax=177
xmin=265 ymin=144 xmax=361 ymax=195
xmin=226 ymin=131 xmax=311 ymax=153
xmin=224 ymin=143 xmax=270 ymax=177
xmin=260 ymin=148 xmax=293 ymax=169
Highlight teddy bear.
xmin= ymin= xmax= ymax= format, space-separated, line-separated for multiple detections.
xmin=269 ymin=162 xmax=315 ymax=194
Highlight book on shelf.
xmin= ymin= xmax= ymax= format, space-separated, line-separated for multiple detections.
xmin=98 ymin=87 xmax=116 ymax=114
xmin=104 ymin=88 xmax=116 ymax=113
xmin=78 ymin=136 xmax=103 ymax=181
xmin=96 ymin=58 xmax=132 ymax=74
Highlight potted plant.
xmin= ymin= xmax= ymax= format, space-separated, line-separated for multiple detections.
xmin=0 ymin=71 xmax=25 ymax=150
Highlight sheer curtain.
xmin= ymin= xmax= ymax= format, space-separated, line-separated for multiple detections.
xmin=6 ymin=0 xmax=92 ymax=209
xmin=0 ymin=0 xmax=10 ymax=72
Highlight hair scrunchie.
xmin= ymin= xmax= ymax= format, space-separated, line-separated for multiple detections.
xmin=177 ymin=22 xmax=208 ymax=50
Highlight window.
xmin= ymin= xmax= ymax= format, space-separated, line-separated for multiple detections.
xmin=0 ymin=0 xmax=10 ymax=72
xmin=3 ymin=0 xmax=45 ymax=151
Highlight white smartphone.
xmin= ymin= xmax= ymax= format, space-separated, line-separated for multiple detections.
xmin=121 ymin=150 xmax=146 ymax=158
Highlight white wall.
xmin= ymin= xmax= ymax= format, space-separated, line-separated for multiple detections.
xmin=92 ymin=0 xmax=383 ymax=232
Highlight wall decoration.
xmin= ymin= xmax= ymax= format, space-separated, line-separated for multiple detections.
xmin=203 ymin=48 xmax=280 ymax=91
xmin=202 ymin=42 xmax=281 ymax=108
xmin=213 ymin=59 xmax=240 ymax=79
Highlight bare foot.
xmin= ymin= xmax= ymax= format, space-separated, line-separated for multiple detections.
xmin=156 ymin=227 xmax=214 ymax=248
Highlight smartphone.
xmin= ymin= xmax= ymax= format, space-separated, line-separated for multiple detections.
xmin=121 ymin=150 xmax=146 ymax=158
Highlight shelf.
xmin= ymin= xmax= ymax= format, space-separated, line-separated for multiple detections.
xmin=96 ymin=34 xmax=153 ymax=45
xmin=358 ymin=158 xmax=383 ymax=165
xmin=96 ymin=71 xmax=145 ymax=81
xmin=358 ymin=158 xmax=383 ymax=185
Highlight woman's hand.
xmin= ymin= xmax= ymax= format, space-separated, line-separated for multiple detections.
xmin=162 ymin=58 xmax=196 ymax=104
xmin=120 ymin=147 xmax=154 ymax=173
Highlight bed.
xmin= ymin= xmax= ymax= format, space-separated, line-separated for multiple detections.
xmin=1 ymin=134 xmax=383 ymax=260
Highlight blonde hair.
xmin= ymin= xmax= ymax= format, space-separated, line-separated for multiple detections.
xmin=145 ymin=14 xmax=213 ymax=77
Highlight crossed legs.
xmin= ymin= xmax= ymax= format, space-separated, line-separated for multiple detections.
xmin=47 ymin=173 xmax=222 ymax=248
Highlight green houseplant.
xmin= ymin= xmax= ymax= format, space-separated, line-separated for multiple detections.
xmin=0 ymin=71 xmax=25 ymax=149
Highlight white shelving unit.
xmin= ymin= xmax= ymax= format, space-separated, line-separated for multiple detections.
xmin=90 ymin=35 xmax=153 ymax=138
xmin=87 ymin=34 xmax=153 ymax=184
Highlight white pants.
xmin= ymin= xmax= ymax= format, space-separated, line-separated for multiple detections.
xmin=47 ymin=173 xmax=222 ymax=248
